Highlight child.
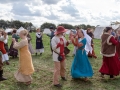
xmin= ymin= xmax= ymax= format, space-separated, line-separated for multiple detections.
xmin=13 ymin=30 xmax=34 ymax=85
xmin=35 ymin=28 xmax=44 ymax=55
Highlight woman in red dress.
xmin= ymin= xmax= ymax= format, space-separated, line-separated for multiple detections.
xmin=115 ymin=29 xmax=120 ymax=59
xmin=99 ymin=27 xmax=120 ymax=79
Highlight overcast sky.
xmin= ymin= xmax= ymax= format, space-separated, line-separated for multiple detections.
xmin=0 ymin=0 xmax=120 ymax=27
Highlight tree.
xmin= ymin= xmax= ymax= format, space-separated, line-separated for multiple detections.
xmin=40 ymin=22 xmax=56 ymax=31
xmin=58 ymin=24 xmax=74 ymax=29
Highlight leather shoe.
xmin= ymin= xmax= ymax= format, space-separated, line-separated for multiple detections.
xmin=54 ymin=84 xmax=62 ymax=87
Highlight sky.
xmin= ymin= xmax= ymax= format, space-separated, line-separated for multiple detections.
xmin=0 ymin=0 xmax=120 ymax=27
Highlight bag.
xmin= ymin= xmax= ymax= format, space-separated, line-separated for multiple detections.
xmin=58 ymin=55 xmax=63 ymax=61
xmin=64 ymin=47 xmax=70 ymax=55
xmin=53 ymin=50 xmax=63 ymax=61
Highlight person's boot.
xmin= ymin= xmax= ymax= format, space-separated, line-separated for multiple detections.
xmin=0 ymin=70 xmax=7 ymax=81
xmin=61 ymin=77 xmax=67 ymax=81
xmin=6 ymin=61 xmax=10 ymax=65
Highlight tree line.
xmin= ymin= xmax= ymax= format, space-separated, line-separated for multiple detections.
xmin=0 ymin=19 xmax=95 ymax=31
xmin=40 ymin=22 xmax=95 ymax=31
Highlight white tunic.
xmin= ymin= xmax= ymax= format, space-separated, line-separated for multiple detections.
xmin=51 ymin=36 xmax=67 ymax=62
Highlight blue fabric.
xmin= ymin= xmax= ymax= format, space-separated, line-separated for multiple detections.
xmin=36 ymin=34 xmax=44 ymax=49
xmin=111 ymin=32 xmax=116 ymax=36
xmin=50 ymin=31 xmax=55 ymax=39
xmin=71 ymin=38 xmax=93 ymax=78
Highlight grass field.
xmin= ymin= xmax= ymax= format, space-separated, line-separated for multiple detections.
xmin=1 ymin=32 xmax=120 ymax=90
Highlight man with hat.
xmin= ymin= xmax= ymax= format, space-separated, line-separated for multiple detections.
xmin=47 ymin=26 xmax=55 ymax=53
xmin=51 ymin=26 xmax=70 ymax=87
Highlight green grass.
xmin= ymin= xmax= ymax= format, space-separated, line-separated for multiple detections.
xmin=1 ymin=33 xmax=120 ymax=90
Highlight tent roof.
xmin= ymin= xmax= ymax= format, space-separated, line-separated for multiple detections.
xmin=94 ymin=27 xmax=105 ymax=39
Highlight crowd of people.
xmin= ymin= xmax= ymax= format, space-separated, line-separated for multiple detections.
xmin=0 ymin=26 xmax=120 ymax=88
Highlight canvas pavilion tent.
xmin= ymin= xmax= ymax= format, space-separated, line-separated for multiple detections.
xmin=17 ymin=26 xmax=25 ymax=34
xmin=43 ymin=28 xmax=51 ymax=34
xmin=93 ymin=26 xmax=105 ymax=39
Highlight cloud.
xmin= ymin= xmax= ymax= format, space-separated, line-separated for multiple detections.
xmin=11 ymin=3 xmax=41 ymax=16
xmin=61 ymin=4 xmax=80 ymax=18
xmin=41 ymin=0 xmax=60 ymax=4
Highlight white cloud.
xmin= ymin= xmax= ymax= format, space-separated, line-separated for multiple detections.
xmin=0 ymin=0 xmax=120 ymax=27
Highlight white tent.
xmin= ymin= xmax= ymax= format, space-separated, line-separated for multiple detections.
xmin=17 ymin=26 xmax=25 ymax=34
xmin=43 ymin=28 xmax=51 ymax=34
xmin=94 ymin=27 xmax=105 ymax=39
xmin=65 ymin=29 xmax=71 ymax=34
xmin=5 ymin=28 xmax=13 ymax=33
xmin=111 ymin=24 xmax=120 ymax=30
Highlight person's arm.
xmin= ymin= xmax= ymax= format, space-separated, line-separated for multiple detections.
xmin=13 ymin=39 xmax=28 ymax=49
xmin=0 ymin=37 xmax=5 ymax=41
xmin=36 ymin=33 xmax=41 ymax=38
xmin=75 ymin=38 xmax=83 ymax=47
xmin=47 ymin=34 xmax=51 ymax=37
xmin=51 ymin=37 xmax=63 ymax=51
xmin=109 ymin=36 xmax=118 ymax=45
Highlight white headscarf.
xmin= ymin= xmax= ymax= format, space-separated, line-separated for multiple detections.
xmin=82 ymin=29 xmax=93 ymax=54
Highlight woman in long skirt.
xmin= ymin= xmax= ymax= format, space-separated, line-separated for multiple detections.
xmin=13 ymin=30 xmax=34 ymax=85
xmin=70 ymin=29 xmax=93 ymax=81
xmin=99 ymin=27 xmax=120 ymax=79
xmin=9 ymin=30 xmax=19 ymax=58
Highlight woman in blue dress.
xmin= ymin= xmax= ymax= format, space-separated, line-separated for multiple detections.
xmin=70 ymin=29 xmax=93 ymax=81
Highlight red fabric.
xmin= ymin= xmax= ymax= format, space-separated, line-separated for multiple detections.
xmin=0 ymin=41 xmax=6 ymax=54
xmin=56 ymin=38 xmax=65 ymax=62
xmin=115 ymin=36 xmax=120 ymax=58
xmin=99 ymin=37 xmax=120 ymax=75
xmin=56 ymin=43 xmax=61 ymax=48
xmin=66 ymin=42 xmax=69 ymax=46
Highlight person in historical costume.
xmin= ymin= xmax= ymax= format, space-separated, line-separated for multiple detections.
xmin=69 ymin=27 xmax=93 ymax=57
xmin=27 ymin=33 xmax=35 ymax=54
xmin=99 ymin=27 xmax=120 ymax=79
xmin=87 ymin=28 xmax=97 ymax=58
xmin=0 ymin=51 xmax=7 ymax=81
xmin=4 ymin=33 xmax=9 ymax=53
xmin=0 ymin=30 xmax=9 ymax=65
xmin=12 ymin=30 xmax=34 ymax=85
xmin=115 ymin=28 xmax=120 ymax=59
xmin=9 ymin=30 xmax=19 ymax=58
xmin=70 ymin=29 xmax=93 ymax=81
xmin=35 ymin=28 xmax=44 ymax=55
xmin=47 ymin=26 xmax=55 ymax=54
xmin=71 ymin=27 xmax=79 ymax=56
xmin=51 ymin=26 xmax=70 ymax=87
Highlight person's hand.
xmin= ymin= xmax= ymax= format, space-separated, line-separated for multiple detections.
xmin=60 ymin=40 xmax=64 ymax=45
xmin=3 ymin=31 xmax=7 ymax=36
xmin=12 ymin=38 xmax=16 ymax=43
xmin=67 ymin=40 xmax=71 ymax=43
xmin=75 ymin=35 xmax=78 ymax=39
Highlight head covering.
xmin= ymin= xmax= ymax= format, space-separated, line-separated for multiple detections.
xmin=49 ymin=26 xmax=54 ymax=29
xmin=81 ymin=29 xmax=93 ymax=54
xmin=105 ymin=27 xmax=112 ymax=32
xmin=54 ymin=26 xmax=67 ymax=35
